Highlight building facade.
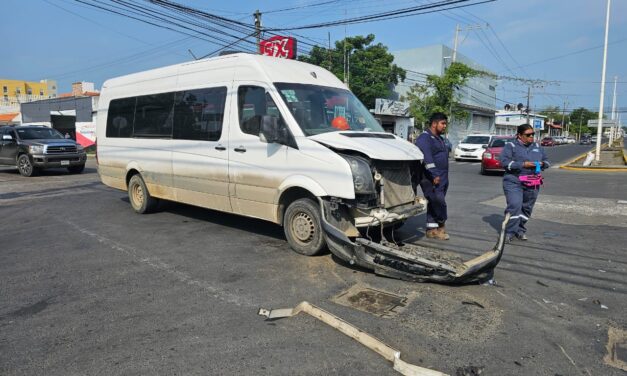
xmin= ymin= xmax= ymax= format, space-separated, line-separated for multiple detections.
xmin=495 ymin=110 xmax=546 ymax=136
xmin=0 ymin=78 xmax=57 ymax=114
xmin=20 ymin=82 xmax=99 ymax=147
xmin=391 ymin=45 xmax=497 ymax=146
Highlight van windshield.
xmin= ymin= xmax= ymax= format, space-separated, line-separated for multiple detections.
xmin=274 ymin=83 xmax=384 ymax=136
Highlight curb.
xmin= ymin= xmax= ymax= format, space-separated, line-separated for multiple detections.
xmin=559 ymin=166 xmax=627 ymax=172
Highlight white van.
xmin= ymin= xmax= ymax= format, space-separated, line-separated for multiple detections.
xmin=97 ymin=53 xmax=505 ymax=283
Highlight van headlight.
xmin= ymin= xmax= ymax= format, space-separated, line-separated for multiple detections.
xmin=29 ymin=145 xmax=44 ymax=154
xmin=341 ymin=155 xmax=375 ymax=194
xmin=77 ymin=144 xmax=84 ymax=151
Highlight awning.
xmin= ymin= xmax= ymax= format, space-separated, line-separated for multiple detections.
xmin=0 ymin=112 xmax=19 ymax=124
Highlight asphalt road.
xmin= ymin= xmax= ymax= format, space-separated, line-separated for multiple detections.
xmin=1 ymin=144 xmax=625 ymax=376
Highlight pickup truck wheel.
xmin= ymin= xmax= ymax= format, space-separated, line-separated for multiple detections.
xmin=17 ymin=154 xmax=38 ymax=177
xmin=284 ymin=198 xmax=326 ymax=256
xmin=68 ymin=164 xmax=85 ymax=174
xmin=128 ymin=174 xmax=159 ymax=214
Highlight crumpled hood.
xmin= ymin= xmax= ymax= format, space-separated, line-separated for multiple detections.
xmin=308 ymin=132 xmax=423 ymax=161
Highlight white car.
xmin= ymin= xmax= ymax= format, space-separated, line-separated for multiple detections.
xmin=454 ymin=134 xmax=493 ymax=161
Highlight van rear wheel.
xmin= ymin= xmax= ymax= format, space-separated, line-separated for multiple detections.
xmin=283 ymin=198 xmax=326 ymax=256
xmin=128 ymin=174 xmax=159 ymax=214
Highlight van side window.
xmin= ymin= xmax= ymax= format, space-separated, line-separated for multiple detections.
xmin=238 ymin=86 xmax=286 ymax=136
xmin=173 ymin=87 xmax=226 ymax=141
xmin=106 ymin=97 xmax=136 ymax=138
xmin=133 ymin=93 xmax=174 ymax=138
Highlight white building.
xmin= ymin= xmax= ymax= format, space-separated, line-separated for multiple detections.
xmin=495 ymin=109 xmax=545 ymax=136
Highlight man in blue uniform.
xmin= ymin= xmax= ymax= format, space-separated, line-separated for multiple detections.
xmin=415 ymin=112 xmax=450 ymax=240
xmin=500 ymin=124 xmax=550 ymax=242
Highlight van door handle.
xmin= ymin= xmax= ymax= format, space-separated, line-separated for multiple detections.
xmin=234 ymin=147 xmax=247 ymax=153
xmin=215 ymin=145 xmax=226 ymax=151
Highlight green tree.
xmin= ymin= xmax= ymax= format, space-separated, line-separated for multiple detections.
xmin=403 ymin=62 xmax=481 ymax=129
xmin=298 ymin=34 xmax=405 ymax=108
xmin=539 ymin=106 xmax=563 ymax=123
xmin=569 ymin=107 xmax=597 ymax=135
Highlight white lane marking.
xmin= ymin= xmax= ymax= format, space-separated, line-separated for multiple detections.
xmin=64 ymin=220 xmax=257 ymax=308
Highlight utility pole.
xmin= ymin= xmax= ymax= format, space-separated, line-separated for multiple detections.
xmin=452 ymin=24 xmax=460 ymax=62
xmin=561 ymin=100 xmax=567 ymax=136
xmin=526 ymin=86 xmax=531 ymax=126
xmin=452 ymin=24 xmax=482 ymax=63
xmin=578 ymin=111 xmax=584 ymax=141
xmin=254 ymin=10 xmax=262 ymax=52
xmin=328 ymin=32 xmax=332 ymax=71
xmin=610 ymin=75 xmax=617 ymax=145
xmin=595 ymin=0 xmax=611 ymax=163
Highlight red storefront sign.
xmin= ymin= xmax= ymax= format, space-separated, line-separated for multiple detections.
xmin=259 ymin=36 xmax=297 ymax=59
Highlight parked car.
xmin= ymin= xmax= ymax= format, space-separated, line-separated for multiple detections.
xmin=454 ymin=134 xmax=492 ymax=161
xmin=591 ymin=135 xmax=598 ymax=142
xmin=553 ymin=136 xmax=565 ymax=145
xmin=579 ymin=137 xmax=591 ymax=145
xmin=541 ymin=137 xmax=556 ymax=146
xmin=566 ymin=136 xmax=576 ymax=144
xmin=481 ymin=136 xmax=514 ymax=175
xmin=0 ymin=125 xmax=86 ymax=176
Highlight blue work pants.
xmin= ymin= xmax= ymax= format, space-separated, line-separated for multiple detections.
xmin=420 ymin=176 xmax=448 ymax=229
xmin=503 ymin=176 xmax=539 ymax=237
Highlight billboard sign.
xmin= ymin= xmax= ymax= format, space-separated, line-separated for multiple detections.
xmin=374 ymin=98 xmax=410 ymax=117
xmin=259 ymin=36 xmax=297 ymax=59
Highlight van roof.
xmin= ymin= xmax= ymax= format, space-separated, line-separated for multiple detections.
xmin=102 ymin=53 xmax=346 ymax=91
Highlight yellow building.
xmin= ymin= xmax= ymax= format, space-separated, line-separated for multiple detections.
xmin=1 ymin=78 xmax=57 ymax=112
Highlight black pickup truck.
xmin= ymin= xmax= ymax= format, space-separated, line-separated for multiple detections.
xmin=0 ymin=125 xmax=87 ymax=177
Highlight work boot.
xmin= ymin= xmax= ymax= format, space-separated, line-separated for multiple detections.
xmin=516 ymin=233 xmax=528 ymax=241
xmin=438 ymin=224 xmax=449 ymax=237
xmin=426 ymin=228 xmax=449 ymax=240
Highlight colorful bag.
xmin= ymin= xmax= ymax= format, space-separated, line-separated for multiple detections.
xmin=519 ymin=174 xmax=543 ymax=188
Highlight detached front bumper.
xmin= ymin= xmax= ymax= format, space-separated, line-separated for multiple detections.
xmin=321 ymin=197 xmax=508 ymax=284
xmin=31 ymin=152 xmax=87 ymax=168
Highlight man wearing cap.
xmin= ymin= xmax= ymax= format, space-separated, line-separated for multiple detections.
xmin=415 ymin=112 xmax=450 ymax=240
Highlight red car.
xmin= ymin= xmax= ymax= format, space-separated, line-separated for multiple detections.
xmin=481 ymin=136 xmax=514 ymax=175
xmin=541 ymin=137 xmax=555 ymax=146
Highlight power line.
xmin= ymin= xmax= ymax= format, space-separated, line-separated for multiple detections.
xmin=267 ymin=0 xmax=496 ymax=31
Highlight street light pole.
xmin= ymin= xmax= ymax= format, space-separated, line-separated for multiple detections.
xmin=595 ymin=0 xmax=611 ymax=163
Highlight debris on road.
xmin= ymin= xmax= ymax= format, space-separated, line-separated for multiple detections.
xmin=258 ymin=301 xmax=448 ymax=376
xmin=461 ymin=301 xmax=485 ymax=309
xmin=454 ymin=365 xmax=484 ymax=375
xmin=536 ymin=280 xmax=549 ymax=287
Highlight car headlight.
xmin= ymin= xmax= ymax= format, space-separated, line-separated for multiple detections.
xmin=76 ymin=144 xmax=84 ymax=151
xmin=483 ymin=152 xmax=492 ymax=159
xmin=29 ymin=145 xmax=44 ymax=154
xmin=341 ymin=155 xmax=375 ymax=194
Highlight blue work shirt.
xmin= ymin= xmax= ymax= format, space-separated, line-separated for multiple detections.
xmin=415 ymin=129 xmax=449 ymax=180
xmin=500 ymin=138 xmax=550 ymax=177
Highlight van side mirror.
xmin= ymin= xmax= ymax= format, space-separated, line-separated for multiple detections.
xmin=259 ymin=115 xmax=285 ymax=144
xmin=2 ymin=134 xmax=13 ymax=141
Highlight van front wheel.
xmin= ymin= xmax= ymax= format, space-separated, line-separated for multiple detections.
xmin=284 ymin=198 xmax=326 ymax=256
xmin=128 ymin=174 xmax=159 ymax=214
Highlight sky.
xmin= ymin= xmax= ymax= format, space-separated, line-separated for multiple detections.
xmin=2 ymin=0 xmax=626 ymax=117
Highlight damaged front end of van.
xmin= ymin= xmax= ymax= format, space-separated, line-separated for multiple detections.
xmin=314 ymin=145 xmax=507 ymax=284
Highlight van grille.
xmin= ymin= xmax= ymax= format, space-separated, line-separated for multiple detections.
xmin=378 ymin=163 xmax=415 ymax=208
xmin=47 ymin=145 xmax=77 ymax=154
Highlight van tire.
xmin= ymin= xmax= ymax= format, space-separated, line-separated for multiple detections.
xmin=283 ymin=198 xmax=325 ymax=256
xmin=17 ymin=154 xmax=38 ymax=177
xmin=128 ymin=174 xmax=159 ymax=214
